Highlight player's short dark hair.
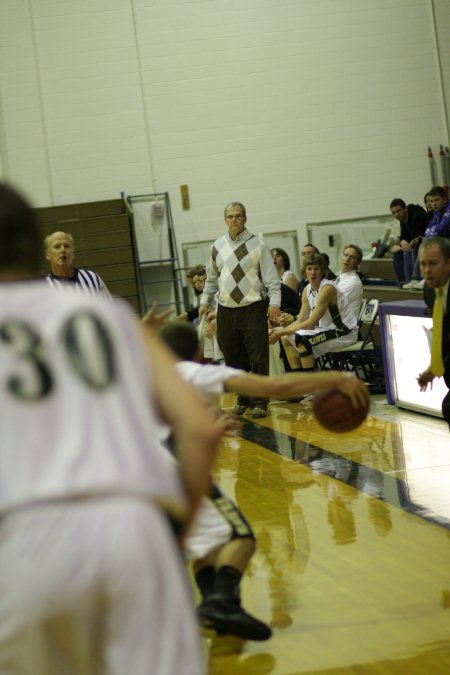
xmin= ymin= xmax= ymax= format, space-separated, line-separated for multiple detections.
xmin=428 ymin=186 xmax=447 ymax=199
xmin=389 ymin=198 xmax=406 ymax=209
xmin=158 ymin=320 xmax=199 ymax=361
xmin=187 ymin=263 xmax=206 ymax=278
xmin=420 ymin=236 xmax=450 ymax=261
xmin=0 ymin=182 xmax=41 ymax=274
xmin=301 ymin=243 xmax=319 ymax=256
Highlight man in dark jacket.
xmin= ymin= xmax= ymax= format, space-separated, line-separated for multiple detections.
xmin=417 ymin=237 xmax=450 ymax=429
xmin=389 ymin=198 xmax=429 ymax=286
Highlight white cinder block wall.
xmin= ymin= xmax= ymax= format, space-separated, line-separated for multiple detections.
xmin=0 ymin=0 xmax=449 ymax=249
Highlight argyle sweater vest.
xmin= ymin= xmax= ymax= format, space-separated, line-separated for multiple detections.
xmin=210 ymin=231 xmax=276 ymax=308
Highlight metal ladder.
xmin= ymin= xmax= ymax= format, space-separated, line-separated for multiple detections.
xmin=123 ymin=191 xmax=186 ymax=315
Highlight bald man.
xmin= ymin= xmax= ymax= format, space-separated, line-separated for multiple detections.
xmin=44 ymin=230 xmax=111 ymax=300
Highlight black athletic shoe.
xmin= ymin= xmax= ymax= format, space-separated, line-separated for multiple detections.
xmin=197 ymin=596 xmax=272 ymax=641
xmin=251 ymin=406 xmax=268 ymax=419
xmin=234 ymin=404 xmax=248 ymax=416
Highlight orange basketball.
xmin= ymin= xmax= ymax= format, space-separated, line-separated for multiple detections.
xmin=312 ymin=386 xmax=370 ymax=433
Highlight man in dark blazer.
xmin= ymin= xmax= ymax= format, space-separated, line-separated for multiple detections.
xmin=417 ymin=237 xmax=450 ymax=429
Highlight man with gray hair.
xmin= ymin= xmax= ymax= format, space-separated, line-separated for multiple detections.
xmin=44 ymin=230 xmax=111 ymax=300
xmin=200 ymin=202 xmax=281 ymax=418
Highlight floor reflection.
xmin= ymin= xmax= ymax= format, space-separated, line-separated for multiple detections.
xmin=210 ymin=396 xmax=450 ymax=674
xmin=239 ymin=408 xmax=450 ymax=531
xmin=208 ymin=637 xmax=277 ymax=675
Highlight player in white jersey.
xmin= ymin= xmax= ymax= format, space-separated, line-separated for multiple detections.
xmin=44 ymin=230 xmax=112 ymax=300
xmin=0 ymin=183 xmax=222 ymax=675
xmin=270 ymin=252 xmax=358 ymax=370
xmin=158 ymin=320 xmax=368 ymax=642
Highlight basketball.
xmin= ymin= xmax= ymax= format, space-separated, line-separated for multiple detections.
xmin=312 ymin=386 xmax=370 ymax=433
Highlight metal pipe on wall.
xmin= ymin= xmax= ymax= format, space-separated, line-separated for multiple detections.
xmin=430 ymin=0 xmax=450 ymax=144
xmin=428 ymin=147 xmax=437 ymax=186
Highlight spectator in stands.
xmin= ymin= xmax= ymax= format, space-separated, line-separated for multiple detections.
xmin=334 ymin=245 xmax=364 ymax=318
xmin=424 ymin=186 xmax=450 ymax=238
xmin=44 ymin=231 xmax=111 ymax=300
xmin=199 ymin=202 xmax=280 ymax=418
xmin=178 ymin=266 xmax=206 ymax=323
xmin=189 ymin=264 xmax=207 ymax=295
xmin=389 ymin=198 xmax=429 ymax=286
xmin=424 ymin=191 xmax=434 ymax=220
xmin=271 ymin=247 xmax=299 ymax=291
xmin=269 ymin=253 xmax=358 ymax=371
xmin=404 ymin=187 xmax=450 ymax=290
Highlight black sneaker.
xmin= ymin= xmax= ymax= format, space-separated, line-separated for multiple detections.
xmin=197 ymin=596 xmax=272 ymax=641
xmin=234 ymin=404 xmax=248 ymax=415
xmin=251 ymin=406 xmax=268 ymax=419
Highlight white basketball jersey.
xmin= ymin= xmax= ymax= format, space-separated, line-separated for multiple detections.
xmin=0 ymin=280 xmax=185 ymax=518
xmin=304 ymin=279 xmax=357 ymax=332
xmin=175 ymin=361 xmax=240 ymax=397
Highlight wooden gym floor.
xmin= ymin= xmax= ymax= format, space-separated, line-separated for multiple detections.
xmin=206 ymin=393 xmax=450 ymax=675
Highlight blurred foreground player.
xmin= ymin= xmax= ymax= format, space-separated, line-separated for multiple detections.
xmin=0 ymin=183 xmax=221 ymax=675
xmin=158 ymin=320 xmax=368 ymax=640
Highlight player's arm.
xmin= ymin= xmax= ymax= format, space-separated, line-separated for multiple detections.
xmin=223 ymin=370 xmax=368 ymax=409
xmin=141 ymin=301 xmax=174 ymax=330
xmin=144 ymin=328 xmax=222 ymax=524
xmin=270 ymin=286 xmax=334 ymax=342
xmin=297 ymin=285 xmax=335 ymax=330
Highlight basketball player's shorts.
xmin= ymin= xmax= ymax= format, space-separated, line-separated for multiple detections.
xmin=284 ymin=327 xmax=357 ymax=357
xmin=184 ymin=483 xmax=254 ymax=560
xmin=0 ymin=497 xmax=205 ymax=675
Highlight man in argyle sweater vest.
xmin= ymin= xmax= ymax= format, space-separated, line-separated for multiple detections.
xmin=200 ymin=202 xmax=281 ymax=418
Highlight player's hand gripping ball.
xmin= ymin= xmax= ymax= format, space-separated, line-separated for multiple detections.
xmin=312 ymin=384 xmax=370 ymax=433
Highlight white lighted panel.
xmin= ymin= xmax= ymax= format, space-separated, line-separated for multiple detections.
xmin=387 ymin=314 xmax=447 ymax=415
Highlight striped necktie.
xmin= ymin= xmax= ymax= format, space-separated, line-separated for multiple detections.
xmin=431 ymin=288 xmax=445 ymax=377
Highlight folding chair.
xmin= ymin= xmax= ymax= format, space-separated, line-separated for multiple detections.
xmin=356 ymin=299 xmax=367 ymax=337
xmin=317 ymin=298 xmax=367 ymax=371
xmin=321 ymin=299 xmax=383 ymax=385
